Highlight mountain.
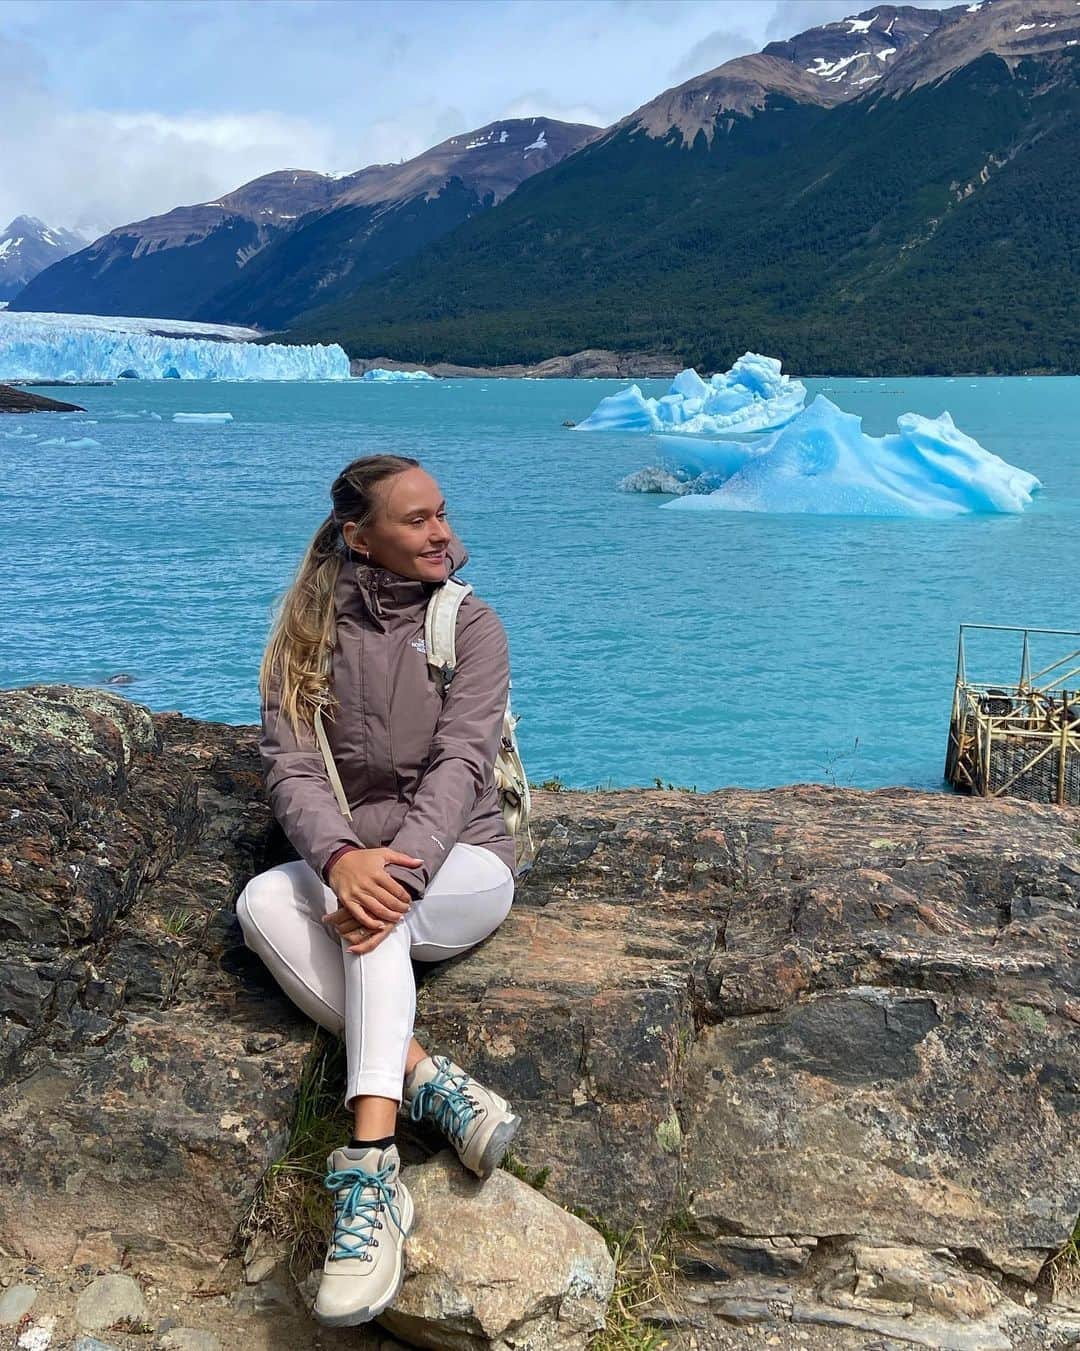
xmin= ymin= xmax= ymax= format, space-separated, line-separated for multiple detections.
xmin=0 ymin=218 xmax=86 ymax=301
xmin=8 ymin=171 xmax=341 ymax=319
xmin=9 ymin=118 xmax=597 ymax=324
xmin=876 ymin=0 xmax=1080 ymax=89
xmin=194 ymin=117 xmax=598 ymax=328
xmin=283 ymin=0 xmax=1080 ymax=375
xmin=761 ymin=4 xmax=963 ymax=95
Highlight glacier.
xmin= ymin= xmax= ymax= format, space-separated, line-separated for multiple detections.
xmin=3 ymin=310 xmax=261 ymax=340
xmin=621 ymin=396 xmax=1040 ymax=518
xmin=361 ymin=367 xmax=435 ymax=382
xmin=576 ymin=353 xmax=806 ymax=435
xmin=0 ymin=311 xmax=348 ymax=381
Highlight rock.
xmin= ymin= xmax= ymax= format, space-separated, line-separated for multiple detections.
xmin=74 ymin=1273 xmax=146 ymax=1330
xmin=790 ymin=1299 xmax=1016 ymax=1351
xmin=297 ymin=1269 xmax=321 ymax=1312
xmin=18 ymin=1318 xmax=57 ymax=1351
xmin=242 ymin=1252 xmax=277 ymax=1284
xmin=681 ymin=1234 xmax=816 ymax=1281
xmin=712 ymin=1298 xmax=777 ymax=1326
xmin=0 ymin=686 xmax=310 ymax=1278
xmin=820 ymin=1244 xmax=1001 ymax=1322
xmin=0 ymin=687 xmax=1077 ymax=1303
xmin=0 ymin=1282 xmax=38 ymax=1324
xmin=74 ymin=1340 xmax=123 ymax=1351
xmin=229 ymin=1277 xmax=294 ymax=1316
xmin=379 ymin=1150 xmax=614 ymax=1350
xmin=0 ymin=383 xmax=85 ymax=413
xmin=241 ymin=1232 xmax=282 ymax=1284
xmin=158 ymin=1330 xmax=222 ymax=1351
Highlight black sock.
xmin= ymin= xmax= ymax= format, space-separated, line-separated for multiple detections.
xmin=349 ymin=1135 xmax=395 ymax=1151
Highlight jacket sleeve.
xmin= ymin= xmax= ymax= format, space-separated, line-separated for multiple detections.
xmin=384 ymin=603 xmax=509 ymax=897
xmin=260 ymin=679 xmax=364 ymax=878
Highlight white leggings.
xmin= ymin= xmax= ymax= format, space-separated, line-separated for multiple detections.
xmin=236 ymin=843 xmax=514 ymax=1104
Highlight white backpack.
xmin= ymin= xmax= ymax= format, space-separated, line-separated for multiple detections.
xmin=425 ymin=578 xmax=534 ymax=872
xmin=314 ymin=578 xmax=534 ymax=872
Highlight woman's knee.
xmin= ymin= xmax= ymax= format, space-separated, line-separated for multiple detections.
xmin=236 ymin=860 xmax=315 ymax=946
xmin=427 ymin=842 xmax=515 ymax=898
xmin=407 ymin=848 xmax=515 ymax=960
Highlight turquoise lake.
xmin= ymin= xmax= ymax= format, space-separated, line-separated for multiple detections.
xmin=2 ymin=376 xmax=1078 ymax=791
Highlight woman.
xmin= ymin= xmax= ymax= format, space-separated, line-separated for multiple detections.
xmin=237 ymin=454 xmax=520 ymax=1328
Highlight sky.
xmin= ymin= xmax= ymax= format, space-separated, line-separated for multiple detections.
xmin=0 ymin=0 xmax=945 ymax=238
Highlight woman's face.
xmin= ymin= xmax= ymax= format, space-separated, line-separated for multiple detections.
xmin=344 ymin=468 xmax=453 ymax=582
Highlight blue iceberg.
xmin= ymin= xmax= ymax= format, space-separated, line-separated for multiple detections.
xmin=361 ymin=367 xmax=435 ymax=382
xmin=576 ymin=353 xmax=806 ymax=435
xmin=621 ymin=396 xmax=1040 ymax=518
xmin=0 ymin=311 xmax=348 ymax=381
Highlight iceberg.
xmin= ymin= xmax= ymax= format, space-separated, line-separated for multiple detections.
xmin=361 ymin=367 xmax=435 ymax=382
xmin=621 ymin=396 xmax=1040 ymax=518
xmin=0 ymin=311 xmax=348 ymax=381
xmin=576 ymin=353 xmax=806 ymax=435
xmin=173 ymin=412 xmax=234 ymax=423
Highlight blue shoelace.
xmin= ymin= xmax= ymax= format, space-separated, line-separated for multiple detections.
xmin=324 ymin=1162 xmax=406 ymax=1263
xmin=408 ymin=1059 xmax=482 ymax=1146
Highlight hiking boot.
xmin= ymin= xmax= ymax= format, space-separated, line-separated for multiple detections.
xmin=404 ymin=1054 xmax=521 ymax=1179
xmin=313 ymin=1143 xmax=414 ymax=1327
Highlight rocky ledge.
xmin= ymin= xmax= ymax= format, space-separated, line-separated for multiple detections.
xmin=0 ymin=383 xmax=86 ymax=413
xmin=1 ymin=686 xmax=1078 ymax=1351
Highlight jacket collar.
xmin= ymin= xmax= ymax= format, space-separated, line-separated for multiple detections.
xmin=348 ymin=533 xmax=468 ymax=622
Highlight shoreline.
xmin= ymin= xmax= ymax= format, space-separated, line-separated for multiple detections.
xmin=348 ymin=353 xmax=1079 ymax=380
xmin=0 ymin=382 xmax=86 ymax=413
xmin=349 ymin=349 xmax=684 ymax=380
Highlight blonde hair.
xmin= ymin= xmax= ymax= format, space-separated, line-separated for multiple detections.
xmin=260 ymin=454 xmax=420 ymax=734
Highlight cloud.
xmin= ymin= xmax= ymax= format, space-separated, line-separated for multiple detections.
xmin=0 ymin=35 xmax=342 ymax=236
xmin=669 ymin=26 xmax=756 ymax=82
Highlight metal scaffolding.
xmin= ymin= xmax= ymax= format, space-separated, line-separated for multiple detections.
xmin=945 ymin=624 xmax=1080 ymax=805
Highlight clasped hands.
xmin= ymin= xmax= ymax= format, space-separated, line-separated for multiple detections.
xmin=323 ymin=847 xmax=422 ymax=955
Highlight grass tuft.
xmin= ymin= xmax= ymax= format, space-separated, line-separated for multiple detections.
xmin=161 ymin=907 xmax=199 ymax=939
xmin=240 ymin=1032 xmax=349 ymax=1278
xmin=571 ymin=1214 xmax=680 ymax=1351
xmin=1050 ymin=1213 xmax=1080 ymax=1295
xmin=502 ymin=1151 xmax=551 ymax=1191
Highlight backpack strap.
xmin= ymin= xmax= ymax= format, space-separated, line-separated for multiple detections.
xmin=314 ymin=703 xmax=352 ymax=819
xmin=425 ymin=578 xmax=473 ymax=692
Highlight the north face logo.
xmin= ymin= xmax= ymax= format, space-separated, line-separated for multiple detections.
xmin=410 ymin=638 xmax=427 ymax=654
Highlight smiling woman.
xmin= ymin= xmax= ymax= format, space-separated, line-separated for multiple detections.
xmin=237 ymin=452 xmax=520 ymax=1328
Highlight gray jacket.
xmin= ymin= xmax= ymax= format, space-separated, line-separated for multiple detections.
xmin=260 ymin=537 xmax=515 ymax=896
